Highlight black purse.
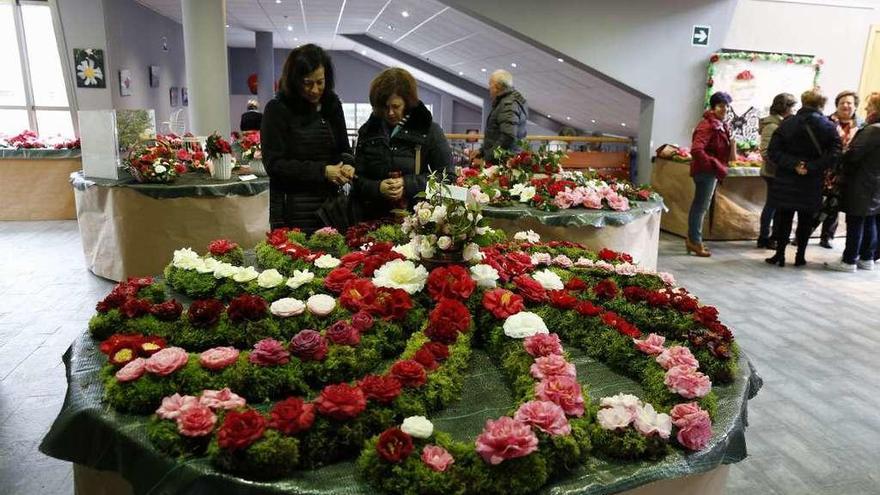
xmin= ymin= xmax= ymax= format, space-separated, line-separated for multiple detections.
xmin=318 ymin=183 xmax=361 ymax=231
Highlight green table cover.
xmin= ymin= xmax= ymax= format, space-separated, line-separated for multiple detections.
xmin=69 ymin=171 xmax=270 ymax=199
xmin=482 ymin=199 xmax=666 ymax=229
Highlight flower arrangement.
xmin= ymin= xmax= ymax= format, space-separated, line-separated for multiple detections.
xmin=0 ymin=130 xmax=80 ymax=150
xmin=206 ymin=132 xmax=233 ymax=159
xmin=233 ymin=131 xmax=261 ymax=164
xmin=126 ymin=139 xmax=187 ymax=183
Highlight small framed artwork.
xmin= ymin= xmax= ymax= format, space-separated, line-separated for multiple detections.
xmin=149 ymin=65 xmax=160 ymax=88
xmin=169 ymin=87 xmax=180 ymax=107
xmin=119 ymin=69 xmax=132 ymax=96
xmin=74 ymin=48 xmax=106 ymax=88
xmin=181 ymin=87 xmax=188 ymax=107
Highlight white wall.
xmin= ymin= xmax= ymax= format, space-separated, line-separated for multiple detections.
xmin=53 ymin=0 xmax=113 ymax=112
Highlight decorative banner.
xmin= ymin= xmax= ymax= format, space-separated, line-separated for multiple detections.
xmin=74 ymin=48 xmax=106 ymax=89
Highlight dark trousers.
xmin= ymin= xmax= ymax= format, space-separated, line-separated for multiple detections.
xmin=842 ymin=214 xmax=877 ymax=264
xmin=759 ymin=177 xmax=776 ymax=241
xmin=774 ymin=209 xmax=815 ymax=259
xmin=821 ymin=213 xmax=839 ymax=241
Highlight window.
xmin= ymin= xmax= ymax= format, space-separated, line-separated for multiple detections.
xmin=0 ymin=0 xmax=74 ymax=137
xmin=342 ymin=103 xmax=434 ymax=131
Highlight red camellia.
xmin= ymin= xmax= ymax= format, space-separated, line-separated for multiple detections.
xmin=289 ymin=329 xmax=328 ymax=361
xmin=208 ymin=239 xmax=238 ymax=256
xmin=339 ymin=278 xmax=377 ymax=312
xmin=390 ymin=360 xmax=427 ymax=388
xmin=546 ymin=179 xmax=577 ymax=197
xmin=315 ymin=383 xmax=367 ymax=420
xmin=121 ymin=298 xmax=152 ymax=319
xmin=482 ymin=288 xmax=525 ymax=320
xmin=369 ymin=287 xmax=412 ymax=321
xmin=109 ymin=344 xmax=141 ymax=367
xmin=616 ymin=320 xmax=642 ymax=339
xmin=514 ymin=275 xmax=547 ymax=303
xmin=139 ymin=336 xmax=167 ymax=357
xmin=564 ymin=277 xmax=588 ymax=291
xmin=149 ymin=299 xmax=183 ymax=321
xmin=548 ymin=290 xmax=578 ymax=310
xmin=694 ymin=306 xmax=720 ymax=326
xmin=375 ymin=427 xmax=414 ymax=463
xmin=646 ymin=291 xmax=671 ymax=307
xmin=421 ymin=342 xmax=449 ymax=362
xmin=227 ymin=294 xmax=269 ymax=322
xmin=266 ymin=227 xmax=291 ymax=247
xmin=426 ymin=265 xmax=476 ymax=302
xmin=359 ymin=374 xmax=402 ymax=404
xmin=100 ymin=333 xmax=144 ymax=356
xmin=188 ymin=299 xmax=225 ymax=327
xmin=340 ymin=251 xmax=367 ymax=271
xmin=268 ymin=397 xmax=315 ymax=435
xmin=413 ymin=348 xmax=439 ymax=370
xmin=324 ymin=267 xmax=357 ymax=294
xmin=326 ymin=321 xmax=360 ymax=346
xmin=351 ymin=311 xmax=374 ymax=332
xmin=575 ymin=301 xmax=602 ymax=317
xmin=601 ymin=311 xmax=622 ymax=328
xmin=672 ymin=293 xmax=699 ymax=313
xmin=593 ymin=279 xmax=619 ymax=299
xmin=217 ymin=409 xmax=267 ymax=451
xmin=598 ymin=248 xmax=620 ymax=262
xmin=622 ymin=286 xmax=648 ymax=302
xmin=425 ymin=298 xmax=471 ymax=344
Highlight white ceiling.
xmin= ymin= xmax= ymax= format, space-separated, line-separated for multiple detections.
xmin=135 ymin=0 xmax=641 ymax=136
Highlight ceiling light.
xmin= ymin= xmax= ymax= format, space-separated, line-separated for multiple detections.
xmin=401 ymin=11 xmax=409 ymax=17
xmin=387 ymin=24 xmax=395 ymax=31
xmin=557 ymin=58 xmax=564 ymax=63
xmin=361 ymin=49 xmax=367 ymax=55
xmin=510 ymin=62 xmax=517 ymax=68
xmin=287 ymin=25 xmax=292 ymax=31
xmin=276 ymin=0 xmax=281 ymax=3
xmin=480 ymin=68 xmax=486 ymax=72
xmin=590 ymin=119 xmax=596 ymax=124
xmin=546 ymin=114 xmax=552 ymax=118
xmin=458 ymin=71 xmax=463 ymax=76
xmin=293 ymin=37 xmax=298 ymax=41
xmin=621 ymin=123 xmax=627 ymax=127
xmin=225 ymin=24 xmax=230 ymax=28
xmin=378 ymin=35 xmax=384 ymax=39
xmin=566 ymin=116 xmax=571 ymax=121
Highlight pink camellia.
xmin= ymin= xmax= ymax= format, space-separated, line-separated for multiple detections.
xmin=514 ymin=400 xmax=571 ymax=436
xmin=474 ymin=416 xmax=539 ymax=465
xmin=529 ymin=354 xmax=577 ymax=380
xmin=607 ymin=193 xmax=630 ymax=211
xmin=553 ymin=190 xmax=575 ymax=209
xmin=552 ymin=254 xmax=573 ymax=268
xmin=314 ymin=226 xmax=339 ymax=236
xmin=421 ymin=445 xmax=455 ymax=472
xmin=115 ymin=357 xmax=146 ymax=382
xmin=176 ymin=404 xmax=217 ymax=437
xmin=523 ymin=333 xmax=563 ymax=358
xmin=614 ymin=263 xmax=639 ymax=276
xmin=582 ymin=189 xmax=603 ymax=209
xmin=664 ymin=365 xmax=712 ymax=399
xmin=656 ymin=346 xmax=699 ymax=370
xmin=248 ymin=338 xmax=290 ymax=366
xmin=670 ymin=402 xmax=708 ymax=427
xmin=530 ymin=252 xmax=552 ymax=266
xmin=596 ymin=405 xmax=635 ymax=430
xmin=634 ymin=333 xmax=666 ymax=356
xmin=156 ymin=393 xmax=200 ymax=420
xmin=145 ymin=347 xmax=189 ymax=376
xmin=633 ymin=404 xmax=672 ymax=439
xmin=535 ymin=375 xmax=585 ymax=417
xmin=658 ymin=272 xmax=676 ymax=287
xmin=199 ymin=388 xmax=247 ymax=410
xmin=199 ymin=347 xmax=240 ymax=371
xmin=670 ymin=403 xmax=712 ymax=451
xmin=289 ymin=329 xmax=328 ymax=361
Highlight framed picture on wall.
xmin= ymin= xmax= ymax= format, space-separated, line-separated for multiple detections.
xmin=169 ymin=87 xmax=180 ymax=107
xmin=73 ymin=48 xmax=106 ymax=88
xmin=149 ymin=65 xmax=160 ymax=88
xmin=119 ymin=69 xmax=132 ymax=96
xmin=181 ymin=87 xmax=188 ymax=107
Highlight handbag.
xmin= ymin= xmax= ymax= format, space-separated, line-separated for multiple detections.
xmin=318 ymin=183 xmax=360 ymax=231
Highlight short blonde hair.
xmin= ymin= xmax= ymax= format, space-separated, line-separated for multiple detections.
xmin=801 ymin=89 xmax=827 ymax=110
xmin=246 ymin=99 xmax=259 ymax=110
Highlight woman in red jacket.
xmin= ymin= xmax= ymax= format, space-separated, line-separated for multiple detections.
xmin=687 ymin=92 xmax=736 ymax=257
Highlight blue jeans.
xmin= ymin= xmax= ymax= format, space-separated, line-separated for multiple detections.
xmin=843 ymin=214 xmax=877 ymax=264
xmin=759 ymin=177 xmax=775 ymax=241
xmin=688 ymin=172 xmax=717 ymax=244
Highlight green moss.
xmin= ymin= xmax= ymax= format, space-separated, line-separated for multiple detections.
xmin=306 ymin=232 xmax=348 ymax=256
xmin=209 ymin=429 xmax=300 ymax=479
xmin=694 ymin=342 xmax=739 ymax=385
xmin=89 ymin=309 xmax=125 ymax=340
xmin=254 ymin=241 xmax=295 ymax=274
xmin=367 ymin=224 xmax=408 ymax=245
xmin=589 ymin=424 xmax=670 ymax=461
xmin=233 ymin=352 xmax=310 ymax=402
xmin=213 ymin=247 xmax=245 ymax=266
xmin=165 ymin=265 xmax=218 ymax=298
xmin=146 ymin=417 xmax=210 ymax=457
xmin=122 ymin=314 xmax=180 ymax=339
xmin=138 ymin=282 xmax=168 ymax=303
xmin=103 ymin=370 xmax=175 ymax=414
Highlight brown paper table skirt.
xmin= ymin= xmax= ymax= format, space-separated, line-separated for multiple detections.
xmin=0 ymin=158 xmax=80 ymax=220
xmin=74 ymin=185 xmax=268 ymax=281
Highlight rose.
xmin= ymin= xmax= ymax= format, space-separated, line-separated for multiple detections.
xmin=199 ymin=347 xmax=240 ymax=370
xmin=664 ymin=365 xmax=712 ymax=399
xmin=324 ymin=267 xmax=357 ymax=293
xmin=351 ymin=311 xmax=374 ymax=332
xmin=597 ymin=405 xmax=635 ymax=430
xmin=524 ymin=333 xmax=563 ymax=357
xmin=548 ymin=290 xmax=578 ymax=310
xmin=175 ymin=404 xmax=217 ymax=437
xmin=503 ymin=311 xmax=549 ymax=339
xmin=339 ymin=278 xmax=377 ymax=312
xmin=359 ymin=374 xmax=402 ymax=404
xmin=268 ymin=397 xmax=315 ymax=435
xmin=633 ymin=403 xmax=672 ymax=439
xmin=513 ymin=275 xmax=547 ymax=303
xmin=326 ymin=320 xmax=360 ymax=346
xmin=369 ymin=287 xmax=412 ymax=321
xmin=575 ymin=301 xmax=602 ymax=317
xmin=421 ymin=445 xmax=455 ymax=472
xmin=248 ymin=338 xmax=290 ymax=366
xmin=289 ymin=330 xmax=328 ymax=361
xmin=656 ymin=346 xmax=699 ymax=370
xmin=425 ymin=298 xmax=471 ymax=344
xmin=150 ymin=300 xmax=183 ymax=321
xmin=426 ymin=265 xmax=476 ymax=301
xmin=257 ymin=268 xmax=285 ymax=288
xmin=315 ymin=383 xmax=367 ymax=420
xmin=115 ymin=357 xmax=146 ymax=382
xmin=634 ymin=333 xmax=666 ymax=356
xmin=286 ymin=269 xmax=315 ymax=289
xmin=306 ymin=294 xmax=336 ymax=317
xmin=593 ymin=279 xmax=618 ymax=299
xmin=145 ymin=347 xmax=189 ymax=376
xmin=376 ymin=427 xmax=414 ymax=463
xmin=401 ymin=416 xmax=433 ymax=438
xmin=514 ymin=400 xmax=571 ymax=436
xmin=535 ymin=375 xmax=585 ymax=417
xmin=121 ymin=298 xmax=151 ymax=318
xmin=530 ymin=354 xmax=577 ymax=380
xmin=270 ymin=298 xmax=306 ymax=318
xmin=474 ymin=416 xmax=539 ymax=465
xmin=208 ymin=239 xmax=238 ymax=256
xmin=227 ymin=294 xmax=269 ymax=322
xmin=217 ymin=409 xmax=267 ymax=450
xmin=482 ymin=289 xmax=525 ymax=320
xmin=156 ymin=393 xmax=200 ymax=420
xmin=372 ymin=259 xmax=428 ymax=295
xmin=232 ymin=266 xmax=259 ymax=283
xmin=390 ymin=360 xmax=427 ymax=388
xmin=199 ymin=388 xmax=246 ymax=410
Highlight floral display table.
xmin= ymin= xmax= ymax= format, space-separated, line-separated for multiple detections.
xmin=0 ymin=149 xmax=82 ymax=220
xmin=70 ymin=171 xmax=269 ymax=281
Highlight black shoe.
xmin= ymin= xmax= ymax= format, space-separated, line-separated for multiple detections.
xmin=819 ymin=238 xmax=833 ymax=249
xmin=756 ymin=238 xmax=769 ymax=248
xmin=794 ymin=256 xmax=806 ymax=267
xmin=765 ymin=254 xmax=785 ymax=267
xmin=767 ymin=239 xmax=778 ymax=250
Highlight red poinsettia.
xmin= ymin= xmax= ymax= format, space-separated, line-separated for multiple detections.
xmin=188 ymin=299 xmax=225 ymax=327
xmin=390 ymin=360 xmax=427 ymax=388
xmin=315 ymin=383 xmax=367 ymax=420
xmin=208 ymin=239 xmax=238 ymax=256
xmin=339 ymin=278 xmax=377 ymax=313
xmin=593 ymin=279 xmax=618 ymax=299
xmin=369 ymin=287 xmax=412 ymax=321
xmin=426 ymin=265 xmax=476 ymax=302
xmin=375 ymin=427 xmax=414 ymax=463
xmin=482 ymin=288 xmax=525 ymax=320
xmin=548 ymin=290 xmax=578 ymax=310
xmin=150 ymin=299 xmax=183 ymax=321
xmin=514 ymin=275 xmax=547 ymax=303
xmin=227 ymin=294 xmax=269 ymax=322
xmin=268 ymin=397 xmax=315 ymax=435
xmin=358 ymin=374 xmax=402 ymax=404
xmin=217 ymin=409 xmax=267 ymax=451
xmin=324 ymin=267 xmax=357 ymax=294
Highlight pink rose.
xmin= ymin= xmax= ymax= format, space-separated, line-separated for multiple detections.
xmin=670 ymin=403 xmax=713 ymax=451
xmin=552 ymin=255 xmax=573 ymax=268
xmin=656 ymin=346 xmax=699 ymax=370
xmin=523 ymin=333 xmax=563 ymax=358
xmin=474 ymin=416 xmax=539 ymax=465
xmin=535 ymin=375 xmax=585 ymax=417
xmin=249 ymin=338 xmax=290 ymax=366
xmin=115 ymin=357 xmax=146 ymax=382
xmin=156 ymin=393 xmax=200 ymax=420
xmin=607 ymin=193 xmax=630 ymax=211
xmin=199 ymin=347 xmax=240 ymax=371
xmin=597 ymin=405 xmax=635 ymax=430
xmin=664 ymin=365 xmax=712 ymax=399
xmin=514 ymin=400 xmax=571 ymax=436
xmin=421 ymin=445 xmax=455 ymax=472
xmin=199 ymin=388 xmax=247 ymax=410
xmin=529 ymin=354 xmax=577 ymax=380
xmin=176 ymin=404 xmax=217 ymax=437
xmin=145 ymin=347 xmax=189 ymax=376
xmin=634 ymin=333 xmax=666 ymax=356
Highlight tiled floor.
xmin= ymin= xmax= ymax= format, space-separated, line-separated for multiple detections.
xmin=0 ymin=220 xmax=879 ymax=494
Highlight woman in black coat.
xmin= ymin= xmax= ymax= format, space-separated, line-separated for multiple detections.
xmin=766 ymin=90 xmax=842 ymax=267
xmin=261 ymin=44 xmax=353 ymax=232
xmin=354 ymin=68 xmax=453 ymax=219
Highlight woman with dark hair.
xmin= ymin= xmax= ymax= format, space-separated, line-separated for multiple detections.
xmin=354 ymin=67 xmax=453 ymax=219
xmin=819 ymin=90 xmax=864 ymax=248
xmin=261 ymin=44 xmax=353 ymax=232
xmin=686 ymin=91 xmax=736 ymax=257
xmin=757 ymin=93 xmax=797 ymax=249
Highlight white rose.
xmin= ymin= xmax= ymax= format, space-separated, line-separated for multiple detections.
xmin=400 ymin=416 xmax=434 ymax=439
xmin=286 ymin=269 xmax=315 ymax=289
xmin=633 ymin=403 xmax=672 ymax=439
xmin=372 ymin=259 xmax=428 ymax=294
xmin=270 ymin=298 xmax=306 ymax=318
xmin=519 ymin=186 xmax=536 ymax=202
xmin=597 ymin=405 xmax=635 ymax=430
xmin=392 ymin=241 xmax=419 ymax=260
xmin=437 ymin=236 xmax=452 ymax=250
xmin=154 ymin=164 xmax=167 ymax=174
xmin=532 ymin=269 xmax=564 ymax=290
xmin=314 ymin=254 xmax=341 ymax=269
xmin=306 ymin=294 xmax=336 ymax=316
xmin=502 ymin=311 xmax=549 ymax=339
xmin=430 ymin=205 xmax=448 ymax=224
xmin=462 ymin=242 xmax=484 ymax=262
xmin=470 ymin=264 xmax=499 ymax=288
xmin=232 ymin=266 xmax=259 ymax=283
xmin=257 ymin=269 xmax=285 ymax=288
xmin=514 ymin=230 xmax=540 ymax=243
xmin=213 ymin=262 xmax=238 ymax=279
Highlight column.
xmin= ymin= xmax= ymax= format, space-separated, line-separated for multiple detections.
xmin=181 ymin=0 xmax=231 ymax=136
xmin=255 ymin=31 xmax=274 ymax=111
xmin=636 ymin=98 xmax=655 ymax=185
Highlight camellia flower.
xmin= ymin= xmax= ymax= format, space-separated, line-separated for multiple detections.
xmin=306 ymin=294 xmax=336 ymax=317
xmin=656 ymin=346 xmax=699 ymax=370
xmin=314 ymin=383 xmax=367 ymax=420
xmin=670 ymin=403 xmax=712 ymax=450
xmin=270 ymin=298 xmax=306 ymax=318
xmin=285 ymin=269 xmax=315 ymax=289
xmin=664 ymin=365 xmax=712 ymax=399
xmin=289 ymin=329 xmax=328 ymax=361
xmin=535 ymin=375 xmax=585 ymax=417
xmin=115 ymin=357 xmax=146 ymax=382
xmin=358 ymin=374 xmax=402 ymax=404
xmin=372 ymin=259 xmax=428 ymax=295
xmin=156 ymin=393 xmax=200 ymax=420
xmin=503 ymin=311 xmax=549 ymax=339
xmin=176 ymin=404 xmax=217 ymax=437
xmin=145 ymin=347 xmax=189 ymax=376
xmin=232 ymin=266 xmax=259 ymax=283
xmin=634 ymin=333 xmax=666 ymax=356
xmin=314 ymin=254 xmax=341 ymax=269
xmin=597 ymin=405 xmax=635 ymax=430
xmin=401 ymin=416 xmax=434 ymax=438
xmin=482 ymin=288 xmax=525 ymax=320
xmin=474 ymin=416 xmax=539 ymax=465
xmin=217 ymin=408 xmax=267 ymax=451
xmin=257 ymin=269 xmax=285 ymax=288
xmin=268 ymin=397 xmax=315 ymax=435
xmin=376 ymin=427 xmax=414 ymax=463
xmin=633 ymin=403 xmax=672 ymax=439
xmin=421 ymin=445 xmax=455 ymax=472
xmin=523 ymin=333 xmax=563 ymax=357
xmin=199 ymin=346 xmax=240 ymax=370
xmin=199 ymin=388 xmax=246 ymax=411
xmin=248 ymin=338 xmax=290 ymax=366
xmin=530 ymin=354 xmax=577 ymax=380
xmin=426 ymin=265 xmax=476 ymax=301
xmin=513 ymin=230 xmax=541 ymax=243
xmin=514 ymin=400 xmax=571 ymax=436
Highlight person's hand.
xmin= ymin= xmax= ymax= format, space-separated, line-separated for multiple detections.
xmin=340 ymin=164 xmax=356 ymax=181
xmin=380 ymin=177 xmax=404 ymax=200
xmin=325 ymin=162 xmax=350 ymax=185
xmin=795 ymin=162 xmax=808 ymax=176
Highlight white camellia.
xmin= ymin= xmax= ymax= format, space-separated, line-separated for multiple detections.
xmin=532 ymin=269 xmax=564 ymax=290
xmin=530 ymin=252 xmax=552 ymax=266
xmin=213 ymin=262 xmax=238 ymax=279
xmin=232 ymin=266 xmax=259 ymax=283
xmin=392 ymin=241 xmax=419 ymax=260
xmin=437 ymin=236 xmax=452 ymax=250
xmin=257 ymin=268 xmax=285 ymax=288
xmin=513 ymin=230 xmax=540 ymax=243
xmin=597 ymin=405 xmax=635 ymax=430
xmin=202 ymin=257 xmax=221 ymax=272
xmin=470 ymin=264 xmax=499 ymax=288
xmin=417 ymin=206 xmax=432 ymax=224
xmin=314 ymin=254 xmax=341 ymax=269
xmin=600 ymin=393 xmax=643 ymax=412
xmin=400 ymin=416 xmax=434 ymax=439
xmin=172 ymin=248 xmax=201 ymax=270
xmin=193 ymin=258 xmax=213 ymax=274
xmin=286 ymin=269 xmax=315 ymax=289
xmin=510 ymin=182 xmax=526 ymax=197
xmin=306 ymin=294 xmax=336 ymax=316
xmin=270 ymin=298 xmax=306 ymax=318
xmin=154 ymin=164 xmax=167 ymax=174
xmin=633 ymin=403 xmax=672 ymax=439
xmin=519 ymin=186 xmax=536 ymax=203
xmin=372 ymin=259 xmax=428 ymax=294
xmin=462 ymin=242 xmax=484 ymax=262
xmin=502 ymin=311 xmax=549 ymax=339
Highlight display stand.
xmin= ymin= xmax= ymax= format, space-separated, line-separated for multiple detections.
xmin=0 ymin=149 xmax=81 ymax=220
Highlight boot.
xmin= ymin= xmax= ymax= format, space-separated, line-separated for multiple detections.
xmin=685 ymin=238 xmax=711 ymax=257
xmin=765 ymin=245 xmax=786 ymax=267
xmin=794 ymin=243 xmax=807 ymax=267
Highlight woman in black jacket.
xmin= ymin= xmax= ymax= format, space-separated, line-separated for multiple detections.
xmin=354 ymin=68 xmax=453 ymax=219
xmin=261 ymin=44 xmax=353 ymax=232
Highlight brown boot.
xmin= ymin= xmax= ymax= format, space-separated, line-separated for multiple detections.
xmin=685 ymin=238 xmax=711 ymax=257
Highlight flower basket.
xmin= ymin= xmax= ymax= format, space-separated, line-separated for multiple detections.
xmin=420 ymin=249 xmax=464 ymax=271
xmin=212 ymin=154 xmax=233 ymax=180
xmin=248 ymin=159 xmax=267 ymax=177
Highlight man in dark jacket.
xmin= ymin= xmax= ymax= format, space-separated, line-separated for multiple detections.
xmin=240 ymin=99 xmax=262 ymax=132
xmin=479 ymin=70 xmax=528 ymax=159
